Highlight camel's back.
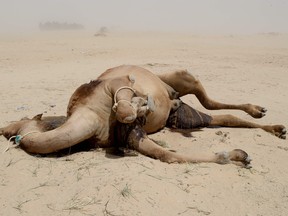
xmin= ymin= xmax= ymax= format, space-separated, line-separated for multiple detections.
xmin=99 ymin=65 xmax=163 ymax=93
xmin=99 ymin=65 xmax=171 ymax=132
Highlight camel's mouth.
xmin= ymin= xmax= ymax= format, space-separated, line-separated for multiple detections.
xmin=122 ymin=115 xmax=137 ymax=124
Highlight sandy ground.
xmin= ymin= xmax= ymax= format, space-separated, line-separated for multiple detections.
xmin=0 ymin=31 xmax=288 ymax=216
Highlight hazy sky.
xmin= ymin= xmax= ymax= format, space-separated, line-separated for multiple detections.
xmin=1 ymin=0 xmax=288 ymax=34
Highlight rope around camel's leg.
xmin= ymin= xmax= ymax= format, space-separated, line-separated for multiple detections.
xmin=2 ymin=131 xmax=39 ymax=153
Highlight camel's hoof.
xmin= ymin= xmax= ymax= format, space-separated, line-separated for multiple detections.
xmin=229 ymin=149 xmax=252 ymax=168
xmin=273 ymin=125 xmax=286 ymax=139
xmin=247 ymin=104 xmax=267 ymax=119
xmin=280 ymin=128 xmax=286 ymax=139
xmin=262 ymin=107 xmax=267 ymax=113
xmin=261 ymin=113 xmax=266 ymax=118
xmin=215 ymin=149 xmax=252 ymax=168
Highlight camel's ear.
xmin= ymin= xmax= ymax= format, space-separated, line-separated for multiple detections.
xmin=128 ymin=74 xmax=135 ymax=85
xmin=32 ymin=113 xmax=43 ymax=121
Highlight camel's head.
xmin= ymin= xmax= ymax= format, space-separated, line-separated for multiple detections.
xmin=0 ymin=114 xmax=42 ymax=140
xmin=111 ymin=77 xmax=138 ymax=123
xmin=114 ymin=100 xmax=138 ymax=123
xmin=113 ymin=96 xmax=148 ymax=123
xmin=111 ymin=75 xmax=151 ymax=124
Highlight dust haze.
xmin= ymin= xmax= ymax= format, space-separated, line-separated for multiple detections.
xmin=0 ymin=0 xmax=288 ymax=34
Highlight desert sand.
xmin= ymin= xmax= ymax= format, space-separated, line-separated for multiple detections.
xmin=0 ymin=31 xmax=287 ymax=216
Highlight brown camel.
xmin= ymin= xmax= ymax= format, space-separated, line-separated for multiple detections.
xmin=0 ymin=65 xmax=286 ymax=168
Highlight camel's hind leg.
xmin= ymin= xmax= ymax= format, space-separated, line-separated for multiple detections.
xmin=210 ymin=114 xmax=286 ymax=139
xmin=158 ymin=70 xmax=266 ymax=118
xmin=167 ymin=102 xmax=286 ymax=139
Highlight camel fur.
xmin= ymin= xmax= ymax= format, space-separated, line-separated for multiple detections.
xmin=0 ymin=65 xmax=286 ymax=168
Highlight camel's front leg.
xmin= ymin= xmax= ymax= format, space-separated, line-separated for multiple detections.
xmin=210 ymin=114 xmax=286 ymax=139
xmin=127 ymin=125 xmax=251 ymax=167
xmin=158 ymin=70 xmax=266 ymax=118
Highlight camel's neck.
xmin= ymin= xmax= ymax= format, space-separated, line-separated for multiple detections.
xmin=18 ymin=109 xmax=100 ymax=154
